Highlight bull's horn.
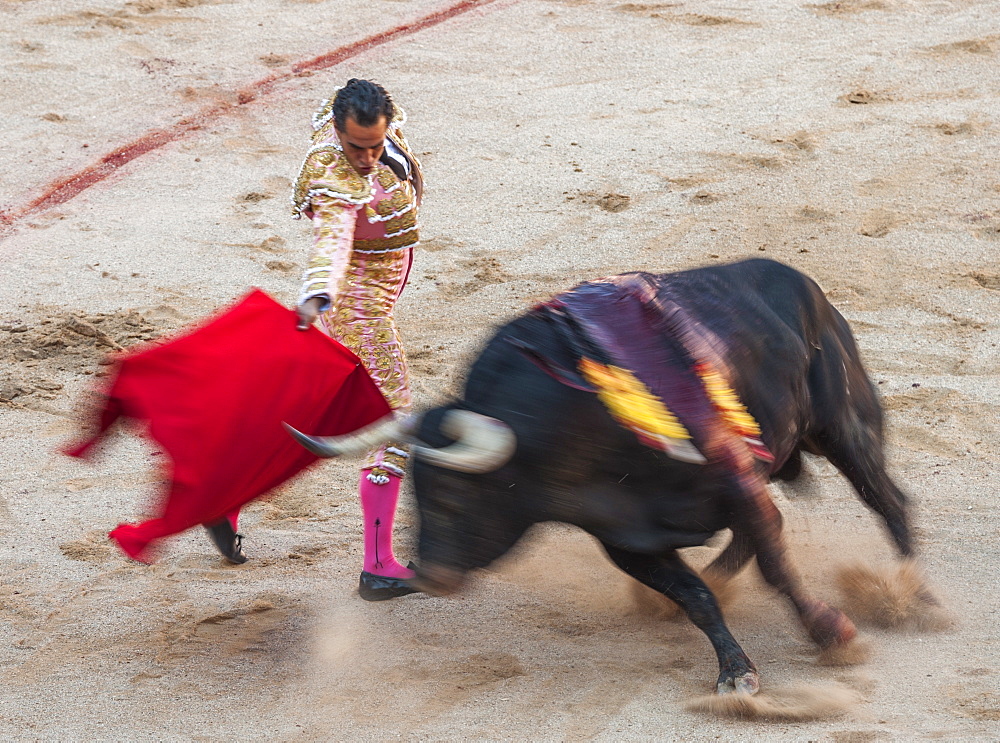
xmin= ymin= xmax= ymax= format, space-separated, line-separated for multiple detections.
xmin=282 ymin=414 xmax=412 ymax=458
xmin=413 ymin=410 xmax=516 ymax=473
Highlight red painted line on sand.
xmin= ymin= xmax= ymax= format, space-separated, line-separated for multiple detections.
xmin=0 ymin=0 xmax=499 ymax=239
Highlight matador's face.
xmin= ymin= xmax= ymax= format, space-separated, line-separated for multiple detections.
xmin=337 ymin=115 xmax=388 ymax=177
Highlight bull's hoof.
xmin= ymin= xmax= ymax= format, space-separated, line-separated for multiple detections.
xmin=802 ymin=600 xmax=857 ymax=649
xmin=716 ymin=671 xmax=760 ymax=696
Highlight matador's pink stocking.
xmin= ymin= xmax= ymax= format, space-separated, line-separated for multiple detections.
xmin=359 ymin=469 xmax=414 ymax=579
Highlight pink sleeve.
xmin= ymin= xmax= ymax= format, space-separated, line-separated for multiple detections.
xmin=298 ymin=195 xmax=358 ymax=309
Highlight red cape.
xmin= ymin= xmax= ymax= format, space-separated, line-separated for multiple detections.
xmin=65 ymin=289 xmax=391 ymax=562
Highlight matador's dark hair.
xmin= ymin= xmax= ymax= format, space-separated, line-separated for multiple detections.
xmin=333 ymin=79 xmax=395 ymax=129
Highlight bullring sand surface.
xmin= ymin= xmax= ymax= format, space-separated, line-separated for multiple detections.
xmin=1 ymin=0 xmax=998 ymax=739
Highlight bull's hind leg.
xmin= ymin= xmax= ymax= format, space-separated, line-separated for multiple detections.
xmin=808 ymin=386 xmax=945 ymax=623
xmin=601 ymin=543 xmax=759 ymax=695
xmin=720 ymin=468 xmax=858 ymax=650
xmin=752 ymin=532 xmax=859 ymax=650
xmin=807 ymin=322 xmax=914 ymax=557
xmin=811 ymin=427 xmax=913 ymax=558
xmin=806 ymin=350 xmax=913 ymax=557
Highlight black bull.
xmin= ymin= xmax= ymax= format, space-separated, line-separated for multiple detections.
xmin=304 ymin=258 xmax=916 ymax=695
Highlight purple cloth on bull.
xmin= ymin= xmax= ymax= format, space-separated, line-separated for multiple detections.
xmin=528 ymin=272 xmax=770 ymax=465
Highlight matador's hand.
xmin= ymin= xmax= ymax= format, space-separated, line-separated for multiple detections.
xmin=295 ymin=297 xmax=326 ymax=331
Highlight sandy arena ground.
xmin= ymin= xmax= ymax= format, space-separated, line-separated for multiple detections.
xmin=1 ymin=0 xmax=999 ymax=739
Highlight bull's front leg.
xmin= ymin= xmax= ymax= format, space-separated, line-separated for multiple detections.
xmin=601 ymin=543 xmax=759 ymax=695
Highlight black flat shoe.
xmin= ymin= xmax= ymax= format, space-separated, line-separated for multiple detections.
xmin=204 ymin=520 xmax=248 ymax=564
xmin=358 ymin=564 xmax=419 ymax=602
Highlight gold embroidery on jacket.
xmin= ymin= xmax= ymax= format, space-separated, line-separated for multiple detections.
xmin=384 ymin=209 xmax=417 ymax=235
xmin=376 ymin=169 xmax=398 ymax=191
xmin=375 ymin=188 xmax=412 ymax=217
xmin=291 ymin=146 xmax=372 ymax=217
xmin=353 ymin=231 xmax=419 ymax=253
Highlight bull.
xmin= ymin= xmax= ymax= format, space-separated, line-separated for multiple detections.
xmin=287 ymin=258 xmax=919 ymax=695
